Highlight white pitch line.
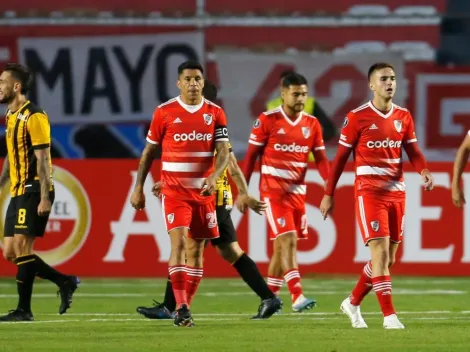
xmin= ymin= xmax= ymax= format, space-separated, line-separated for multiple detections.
xmin=198 ymin=290 xmax=467 ymax=296
xmin=0 ymin=289 xmax=465 ymax=299
xmin=0 ymin=279 xmax=468 ymax=288
xmin=0 ymin=293 xmax=146 ymax=298
xmin=2 ymin=316 xmax=470 ymax=325
xmin=0 ymin=319 xmax=80 ymax=325
xmin=41 ymin=311 xmax=456 ymax=317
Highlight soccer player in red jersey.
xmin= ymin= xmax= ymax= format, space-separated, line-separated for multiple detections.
xmin=452 ymin=131 xmax=470 ymax=207
xmin=130 ymin=61 xmax=231 ymax=327
xmin=243 ymin=72 xmax=330 ymax=312
xmin=320 ymin=63 xmax=434 ymax=329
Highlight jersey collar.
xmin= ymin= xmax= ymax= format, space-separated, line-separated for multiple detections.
xmin=280 ymin=106 xmax=303 ymax=126
xmin=176 ymin=96 xmax=204 ymax=114
xmin=368 ymin=101 xmax=394 ymax=119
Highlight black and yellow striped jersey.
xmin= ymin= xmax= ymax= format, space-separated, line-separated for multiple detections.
xmin=215 ymin=143 xmax=233 ymax=209
xmin=5 ymin=100 xmax=53 ymax=196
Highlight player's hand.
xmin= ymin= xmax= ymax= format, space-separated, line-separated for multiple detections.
xmin=201 ymin=174 xmax=217 ymax=196
xmin=452 ymin=185 xmax=466 ymax=208
xmin=236 ymin=194 xmax=267 ymax=215
xmin=37 ymin=197 xmax=51 ymax=217
xmin=130 ymin=188 xmax=146 ymax=210
xmin=421 ymin=169 xmax=434 ymax=191
xmin=152 ymin=182 xmax=162 ymax=198
xmin=320 ymin=195 xmax=334 ymax=220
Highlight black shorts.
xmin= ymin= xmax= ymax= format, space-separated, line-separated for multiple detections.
xmin=210 ymin=206 xmax=237 ymax=246
xmin=4 ymin=191 xmax=55 ymax=237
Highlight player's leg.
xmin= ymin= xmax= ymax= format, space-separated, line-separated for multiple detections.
xmin=341 ymin=196 xmax=390 ymax=328
xmin=0 ymin=197 xmax=33 ymax=322
xmin=267 ymin=242 xmax=284 ymax=296
xmin=380 ymin=200 xmax=405 ymax=329
xmin=168 ymin=226 xmax=194 ymax=327
xmin=159 ymin=196 xmax=193 ymax=326
xmin=2 ymin=198 xmax=17 ymax=262
xmin=185 ymin=237 xmax=205 ymax=307
xmin=0 ymin=233 xmax=36 ymax=321
xmin=389 ymin=243 xmax=399 ymax=269
xmin=360 ymin=198 xmax=403 ymax=329
xmin=267 ymin=200 xmax=315 ymax=312
xmin=136 ymin=276 xmax=175 ymax=319
xmin=265 ymin=197 xmax=284 ymax=296
xmin=212 ymin=208 xmax=282 ymax=319
xmin=0 ymin=193 xmax=78 ymax=321
xmin=388 ymin=200 xmax=404 ymax=272
xmin=368 ymin=237 xmax=403 ymax=329
xmin=168 ymin=227 xmax=189 ymax=308
xmin=275 ymin=232 xmax=315 ymax=312
xmin=340 ymin=257 xmax=371 ymax=328
xmin=213 ymin=207 xmax=276 ymax=302
xmin=28 ymin=192 xmax=79 ymax=314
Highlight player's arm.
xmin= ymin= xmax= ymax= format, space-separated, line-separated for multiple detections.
xmin=27 ymin=113 xmax=53 ymax=216
xmin=202 ymin=110 xmax=231 ymax=196
xmin=131 ymin=108 xmax=163 ymax=210
xmin=0 ymin=155 xmax=10 ymax=189
xmin=34 ymin=148 xmax=52 ymax=201
xmin=311 ymin=121 xmax=330 ymax=182
xmin=202 ymin=140 xmax=230 ymax=196
xmin=402 ymin=115 xmax=433 ymax=191
xmin=451 ymin=132 xmax=470 ymax=207
xmin=243 ymin=143 xmax=263 ymax=185
xmin=131 ymin=142 xmax=160 ymax=210
xmin=320 ymin=115 xmax=357 ymax=220
xmin=228 ymin=151 xmax=267 ymax=215
xmin=242 ymin=116 xmax=269 ymax=184
xmin=134 ymin=142 xmax=160 ymax=192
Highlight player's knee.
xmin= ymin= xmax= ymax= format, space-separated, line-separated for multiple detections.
xmin=217 ymin=242 xmax=243 ymax=263
xmin=277 ymin=234 xmax=296 ymax=254
xmin=12 ymin=235 xmax=33 ymax=256
xmin=372 ymin=249 xmax=389 ymax=269
xmin=186 ymin=240 xmax=204 ymax=259
xmin=3 ymin=250 xmax=15 ymax=262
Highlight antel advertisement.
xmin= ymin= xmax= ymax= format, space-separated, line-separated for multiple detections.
xmin=1 ymin=160 xmax=469 ymax=277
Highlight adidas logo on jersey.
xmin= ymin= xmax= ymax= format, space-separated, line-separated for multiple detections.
xmin=277 ymin=128 xmax=286 ymax=134
xmin=369 ymin=124 xmax=378 ymax=130
xmin=173 ymin=117 xmax=182 ymax=123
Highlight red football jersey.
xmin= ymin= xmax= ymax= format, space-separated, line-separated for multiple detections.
xmin=147 ymin=96 xmax=229 ymax=203
xmin=339 ymin=101 xmax=417 ymax=200
xmin=248 ymin=107 xmax=325 ymax=207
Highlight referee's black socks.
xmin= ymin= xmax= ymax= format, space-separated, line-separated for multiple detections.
xmin=15 ymin=255 xmax=36 ymax=312
xmin=233 ymin=253 xmax=275 ymax=300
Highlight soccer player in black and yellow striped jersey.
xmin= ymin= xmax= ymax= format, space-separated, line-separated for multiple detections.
xmin=0 ymin=63 xmax=79 ymax=322
xmin=136 ymin=81 xmax=282 ymax=320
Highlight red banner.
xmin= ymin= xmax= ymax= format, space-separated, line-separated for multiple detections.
xmin=0 ymin=0 xmax=196 ymax=14
xmin=0 ymin=160 xmax=469 ymax=277
xmin=206 ymin=0 xmax=446 ymax=15
xmin=407 ymin=64 xmax=470 ymax=152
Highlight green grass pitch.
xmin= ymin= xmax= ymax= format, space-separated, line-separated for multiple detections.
xmin=0 ymin=277 xmax=470 ymax=351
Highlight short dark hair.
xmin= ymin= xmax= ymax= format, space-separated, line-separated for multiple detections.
xmin=368 ymin=63 xmax=395 ymax=81
xmin=3 ymin=63 xmax=32 ymax=94
xmin=280 ymin=70 xmax=295 ymax=80
xmin=177 ymin=60 xmax=204 ymax=76
xmin=282 ymin=72 xmax=307 ymax=88
xmin=202 ymin=80 xmax=218 ymax=101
